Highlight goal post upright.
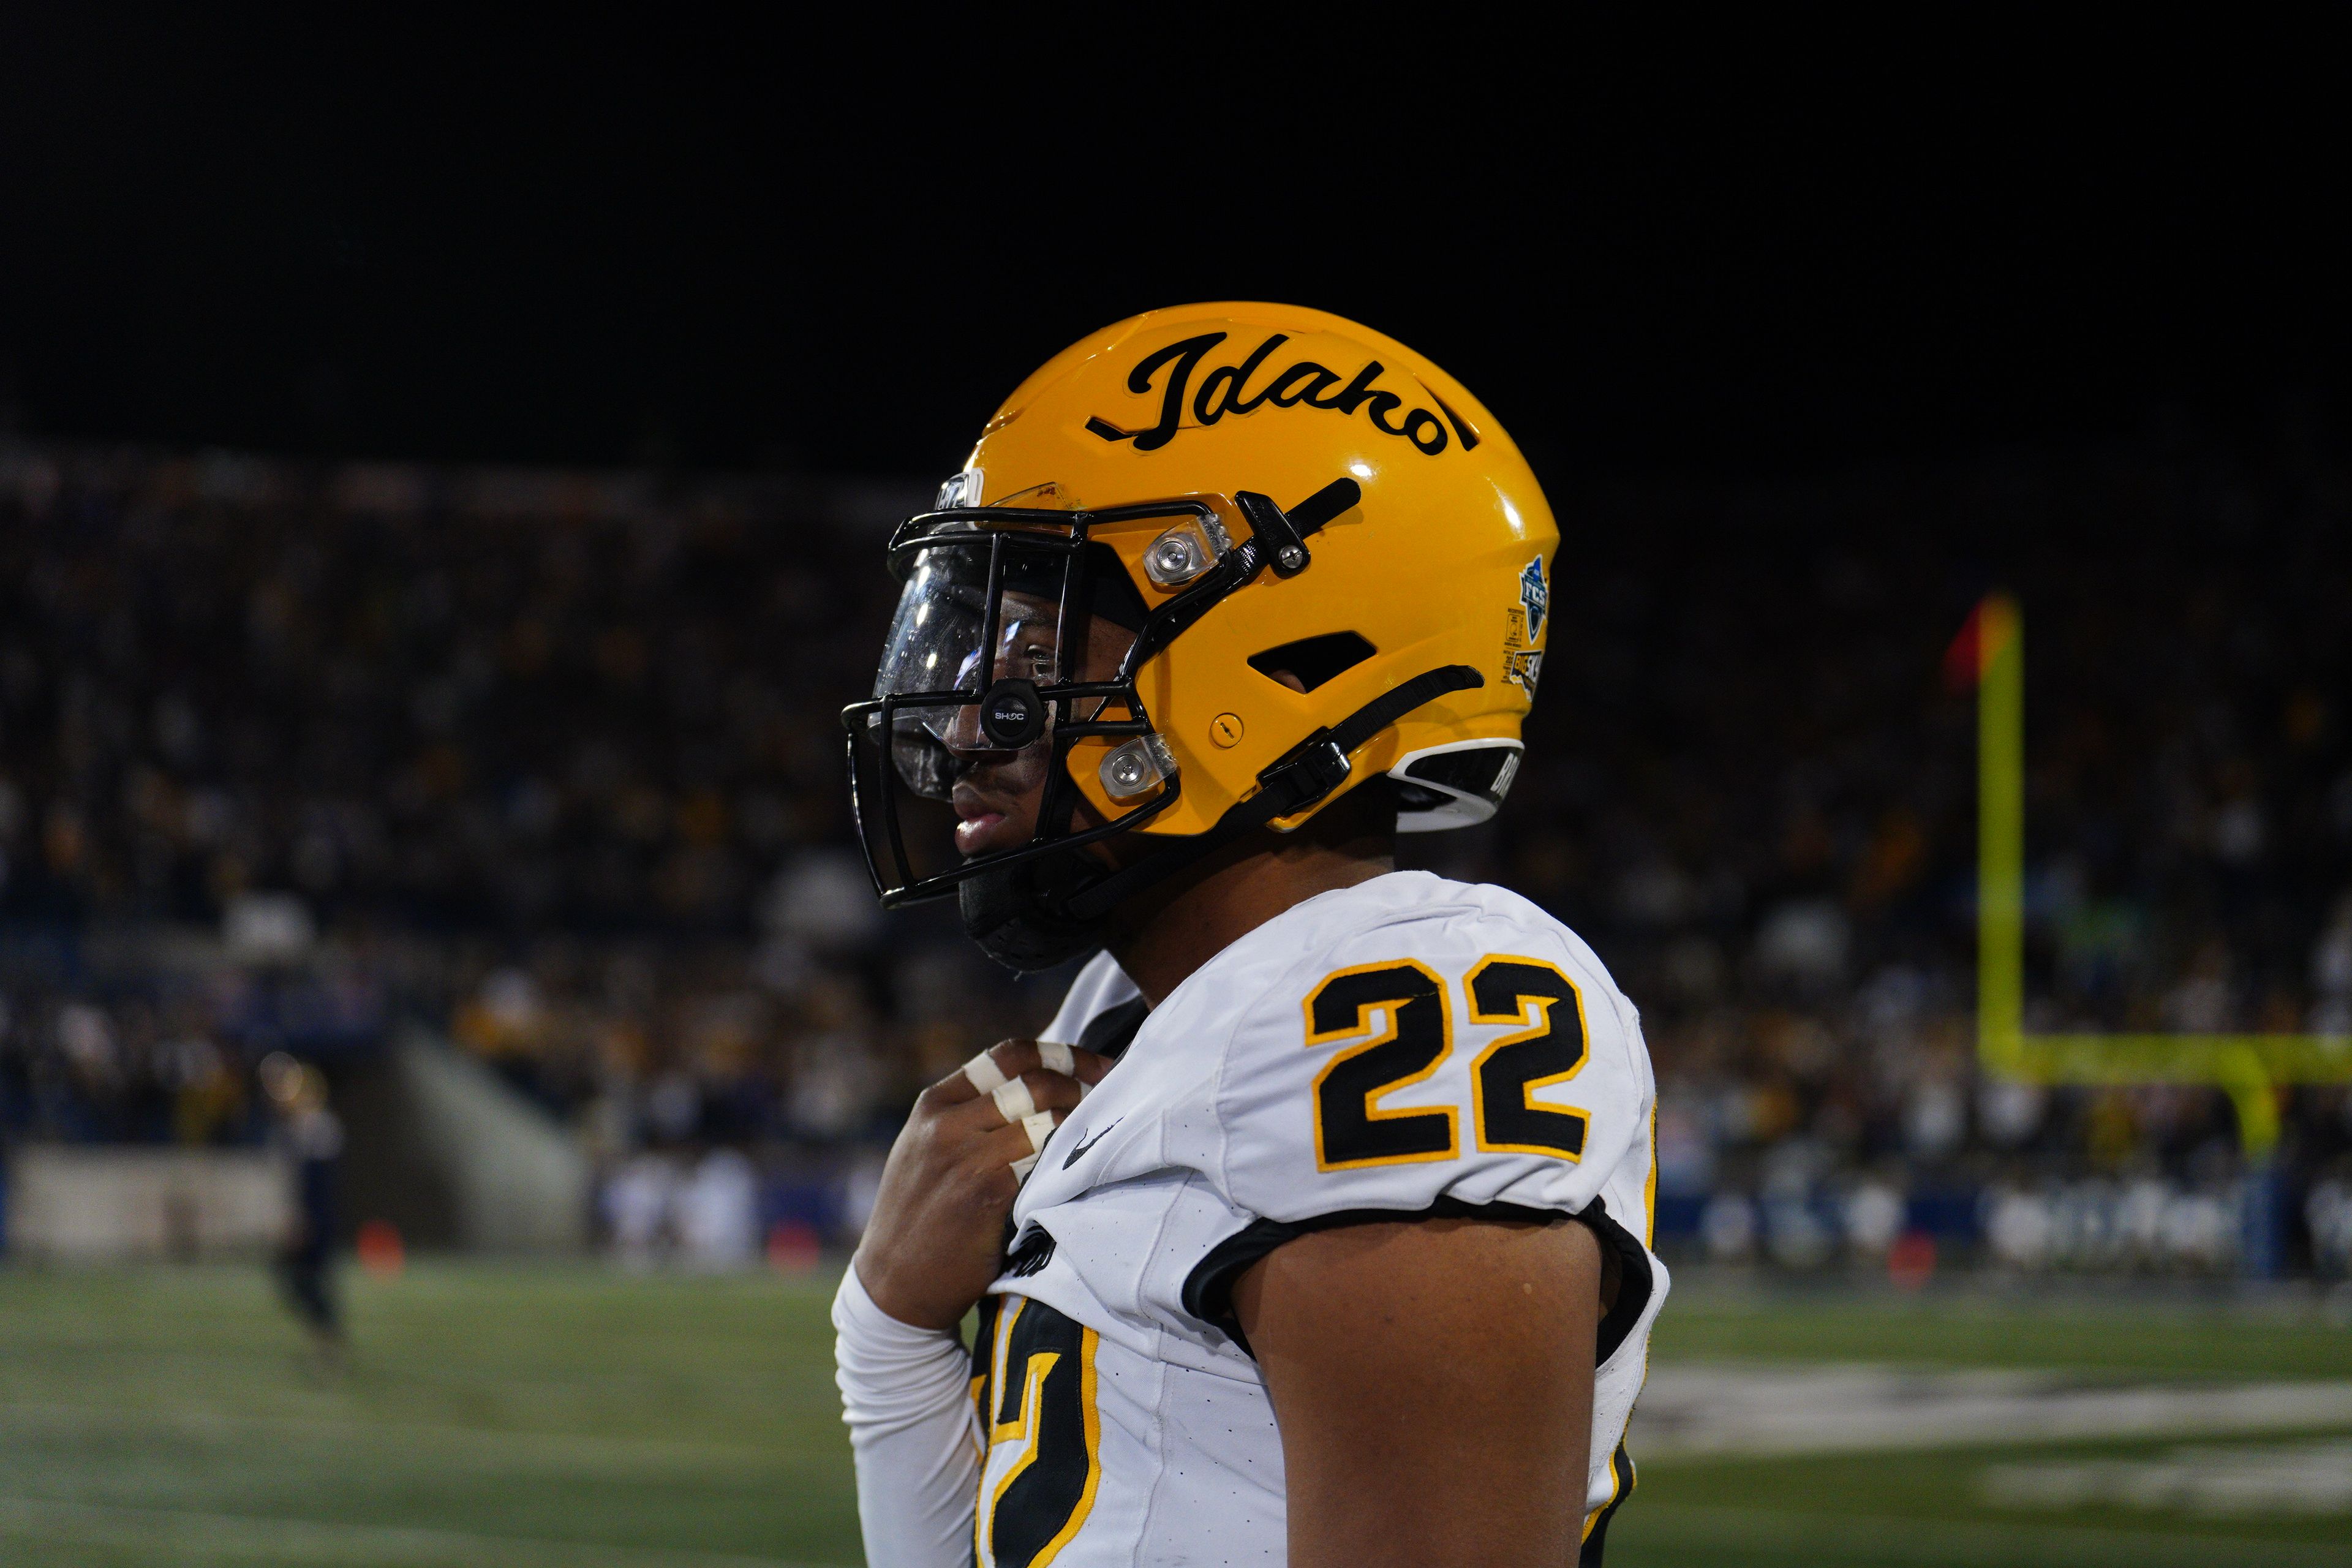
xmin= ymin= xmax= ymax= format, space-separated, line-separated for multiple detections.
xmin=1975 ymin=593 xmax=2027 ymax=1080
xmin=1964 ymin=593 xmax=2351 ymax=1169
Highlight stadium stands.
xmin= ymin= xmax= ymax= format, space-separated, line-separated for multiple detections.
xmin=2 ymin=435 xmax=2347 ymax=1274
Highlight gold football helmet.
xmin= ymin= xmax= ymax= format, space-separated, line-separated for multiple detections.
xmin=843 ymin=303 xmax=1559 ymax=966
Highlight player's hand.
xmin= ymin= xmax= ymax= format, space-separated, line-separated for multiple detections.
xmin=852 ymin=1038 xmax=1112 ymax=1332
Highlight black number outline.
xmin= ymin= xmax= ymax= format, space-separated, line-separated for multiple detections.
xmin=1302 ymin=960 xmax=1459 ymax=1170
xmin=1466 ymin=955 xmax=1591 ymax=1159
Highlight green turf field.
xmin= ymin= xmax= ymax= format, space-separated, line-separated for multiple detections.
xmin=1 ymin=1262 xmax=2346 ymax=1566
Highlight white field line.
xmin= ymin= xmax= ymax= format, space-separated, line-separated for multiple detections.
xmin=1630 ymin=1501 xmax=2352 ymax=1568
xmin=1630 ymin=1364 xmax=2352 ymax=1458
xmin=0 ymin=1496 xmax=846 ymax=1568
xmin=1983 ymin=1438 xmax=2352 ymax=1515
xmin=0 ymin=1401 xmax=784 ymax=1471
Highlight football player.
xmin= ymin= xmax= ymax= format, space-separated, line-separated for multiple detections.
xmin=834 ymin=304 xmax=1665 ymax=1567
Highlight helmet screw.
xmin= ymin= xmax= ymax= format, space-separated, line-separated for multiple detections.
xmin=1144 ymin=527 xmax=1213 ymax=588
xmin=1277 ymin=545 xmax=1306 ymax=571
xmin=1210 ymin=714 xmax=1244 ymax=748
xmin=1147 ymin=531 xmax=1204 ymax=585
xmin=1098 ymin=735 xmax=1177 ymax=800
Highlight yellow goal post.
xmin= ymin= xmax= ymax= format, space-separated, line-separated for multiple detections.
xmin=1966 ymin=592 xmax=2352 ymax=1158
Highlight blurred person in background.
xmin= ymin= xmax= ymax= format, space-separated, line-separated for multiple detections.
xmin=262 ymin=1052 xmax=345 ymax=1363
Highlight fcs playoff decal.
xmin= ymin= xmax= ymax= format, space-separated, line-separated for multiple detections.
xmin=1085 ymin=333 xmax=1482 ymax=457
xmin=1504 ymin=555 xmax=1548 ymax=692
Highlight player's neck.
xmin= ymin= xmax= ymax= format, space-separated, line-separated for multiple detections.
xmin=1105 ymin=818 xmax=1396 ymax=1008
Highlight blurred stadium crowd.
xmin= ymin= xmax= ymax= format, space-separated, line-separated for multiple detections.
xmin=3 ymin=435 xmax=2349 ymax=1276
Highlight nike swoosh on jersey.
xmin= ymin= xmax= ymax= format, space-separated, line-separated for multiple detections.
xmin=1063 ymin=1117 xmax=1125 ymax=1168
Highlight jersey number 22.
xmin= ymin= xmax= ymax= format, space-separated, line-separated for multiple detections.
xmin=1304 ymin=956 xmax=1591 ymax=1170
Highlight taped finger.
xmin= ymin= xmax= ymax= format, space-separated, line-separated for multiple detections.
xmin=1008 ymin=1109 xmax=1058 ymax=1180
xmin=1038 ymin=1040 xmax=1075 ymax=1076
xmin=1020 ymin=1110 xmax=1057 ymax=1154
xmin=991 ymin=1079 xmax=1037 ymax=1124
xmin=962 ymin=1052 xmax=1009 ymax=1095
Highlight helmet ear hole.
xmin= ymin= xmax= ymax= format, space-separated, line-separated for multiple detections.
xmin=1246 ymin=632 xmax=1376 ymax=693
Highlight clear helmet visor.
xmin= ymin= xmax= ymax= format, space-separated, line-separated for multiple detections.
xmin=870 ymin=530 xmax=1076 ymax=800
xmin=842 ymin=500 xmax=1204 ymax=908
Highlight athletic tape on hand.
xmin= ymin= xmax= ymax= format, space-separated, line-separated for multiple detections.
xmin=1020 ymin=1110 xmax=1056 ymax=1154
xmin=1039 ymin=1041 xmax=1075 ymax=1076
xmin=1008 ymin=1110 xmax=1058 ymax=1180
xmin=962 ymin=1052 xmax=1009 ymax=1096
xmin=991 ymin=1079 xmax=1037 ymax=1125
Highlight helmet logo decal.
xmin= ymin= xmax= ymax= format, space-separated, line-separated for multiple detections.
xmin=1518 ymin=556 xmax=1548 ymax=641
xmin=1504 ymin=555 xmax=1548 ymax=692
xmin=1085 ymin=331 xmax=1471 ymax=457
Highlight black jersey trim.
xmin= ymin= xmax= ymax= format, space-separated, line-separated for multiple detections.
xmin=1075 ymin=995 xmax=1150 ymax=1061
xmin=1578 ymin=1440 xmax=1634 ymax=1566
xmin=1584 ymin=1197 xmax=1655 ymax=1366
xmin=1003 ymin=1224 xmax=1057 ymax=1278
xmin=1180 ymin=1195 xmax=1653 ymax=1362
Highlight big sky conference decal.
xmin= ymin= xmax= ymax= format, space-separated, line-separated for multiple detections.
xmin=1086 ymin=333 xmax=1482 ymax=457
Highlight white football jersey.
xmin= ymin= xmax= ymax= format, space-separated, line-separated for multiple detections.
xmin=970 ymin=870 xmax=1667 ymax=1568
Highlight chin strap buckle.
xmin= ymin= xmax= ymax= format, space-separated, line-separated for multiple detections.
xmin=1259 ymin=734 xmax=1352 ymax=817
xmin=1234 ymin=477 xmax=1362 ymax=580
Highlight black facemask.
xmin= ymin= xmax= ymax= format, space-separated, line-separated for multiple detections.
xmin=844 ymin=478 xmax=1427 ymax=941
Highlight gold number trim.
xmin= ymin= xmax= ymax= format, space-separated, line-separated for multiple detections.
xmin=1027 ymin=1324 xmax=1101 ymax=1567
xmin=1643 ymin=1100 xmax=1659 ymax=1248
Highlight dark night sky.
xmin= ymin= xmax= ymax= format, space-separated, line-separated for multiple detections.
xmin=2 ymin=17 xmax=2343 ymax=488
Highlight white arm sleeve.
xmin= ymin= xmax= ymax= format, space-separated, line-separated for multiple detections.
xmin=832 ymin=1264 xmax=980 ymax=1568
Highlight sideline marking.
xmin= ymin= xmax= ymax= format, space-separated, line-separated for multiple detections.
xmin=1631 ymin=1363 xmax=2352 ymax=1457
xmin=1983 ymin=1438 xmax=2352 ymax=1515
xmin=0 ymin=1495 xmax=843 ymax=1568
xmin=0 ymin=1400 xmax=778 ymax=1469
xmin=1619 ymin=1499 xmax=2350 ymax=1568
